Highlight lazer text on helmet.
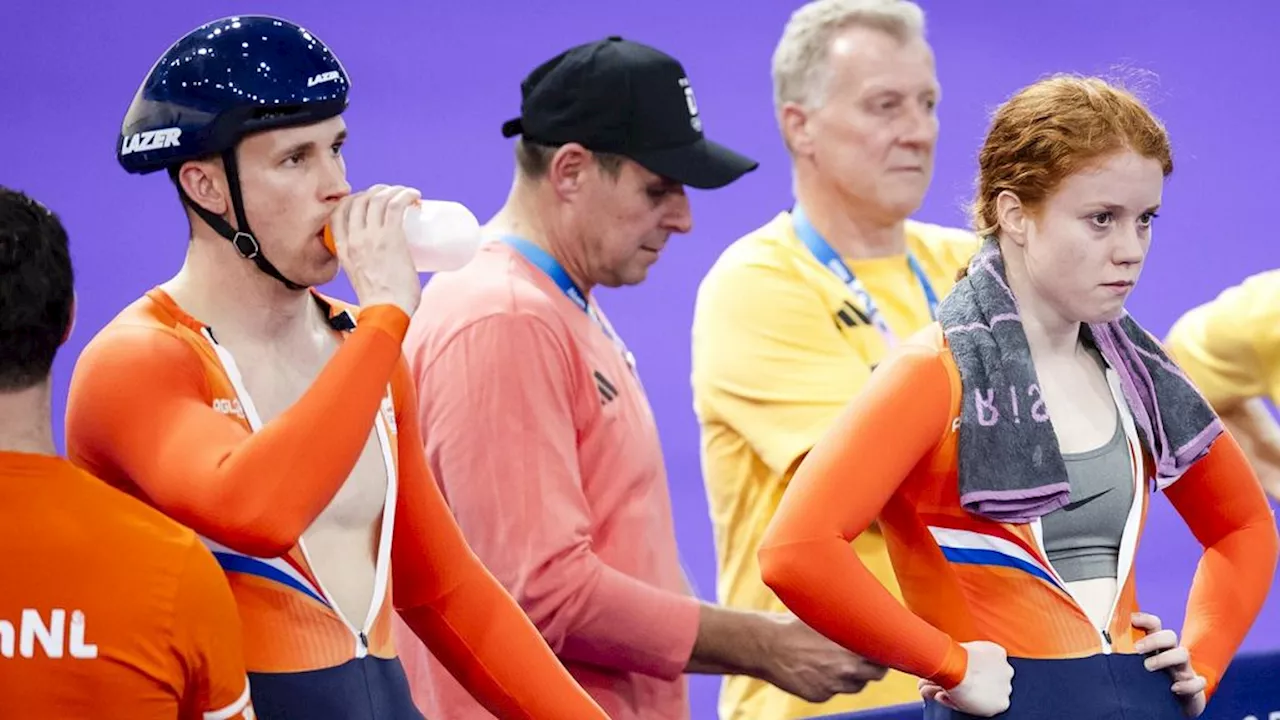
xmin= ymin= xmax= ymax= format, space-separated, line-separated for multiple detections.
xmin=120 ymin=127 xmax=182 ymax=156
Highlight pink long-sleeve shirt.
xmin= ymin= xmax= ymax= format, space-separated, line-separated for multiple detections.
xmin=393 ymin=241 xmax=703 ymax=719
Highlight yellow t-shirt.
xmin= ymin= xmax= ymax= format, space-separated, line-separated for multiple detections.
xmin=1164 ymin=269 xmax=1280 ymax=408
xmin=691 ymin=210 xmax=979 ymax=720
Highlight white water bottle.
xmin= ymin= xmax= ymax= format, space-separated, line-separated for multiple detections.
xmin=324 ymin=199 xmax=482 ymax=273
xmin=401 ymin=200 xmax=483 ymax=272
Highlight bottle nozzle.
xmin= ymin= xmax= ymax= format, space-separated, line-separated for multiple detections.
xmin=322 ymin=224 xmax=337 ymax=256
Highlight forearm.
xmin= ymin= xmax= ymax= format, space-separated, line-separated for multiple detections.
xmin=397 ymin=571 xmax=607 ymax=720
xmin=1221 ymin=400 xmax=1280 ymax=496
xmin=1221 ymin=399 xmax=1280 ymax=459
xmin=1166 ymin=433 xmax=1280 ymax=697
xmin=683 ymin=603 xmax=771 ymax=678
xmin=539 ymin=559 xmax=701 ymax=681
xmin=1181 ymin=521 xmax=1279 ymax=697
xmin=760 ymin=537 xmax=966 ymax=686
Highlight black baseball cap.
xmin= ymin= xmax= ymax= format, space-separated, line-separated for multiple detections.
xmin=501 ymin=36 xmax=759 ymax=190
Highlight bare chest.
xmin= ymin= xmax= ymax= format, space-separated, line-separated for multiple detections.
xmin=232 ymin=348 xmax=390 ymax=532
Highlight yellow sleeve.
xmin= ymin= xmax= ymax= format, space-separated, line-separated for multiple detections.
xmin=939 ymin=232 xmax=981 ymax=274
xmin=692 ymin=249 xmax=863 ymax=477
xmin=1164 ymin=270 xmax=1280 ymax=407
xmin=906 ymin=219 xmax=981 ymax=286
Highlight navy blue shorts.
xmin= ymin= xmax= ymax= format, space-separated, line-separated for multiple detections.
xmin=248 ymin=656 xmax=425 ymax=720
xmin=925 ymin=653 xmax=1186 ymax=719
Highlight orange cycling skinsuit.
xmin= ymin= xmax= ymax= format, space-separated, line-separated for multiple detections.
xmin=760 ymin=320 xmax=1279 ymax=716
xmin=67 ymin=288 xmax=604 ymax=719
xmin=67 ymin=14 xmax=606 ymax=720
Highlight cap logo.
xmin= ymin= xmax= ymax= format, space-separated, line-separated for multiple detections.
xmin=678 ymin=77 xmax=702 ymax=133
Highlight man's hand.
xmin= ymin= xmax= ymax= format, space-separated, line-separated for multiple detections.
xmin=756 ymin=614 xmax=889 ymax=703
xmin=330 ymin=184 xmax=423 ymax=317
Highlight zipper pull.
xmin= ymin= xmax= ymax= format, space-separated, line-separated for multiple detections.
xmin=359 ymin=631 xmax=369 ymax=648
xmin=1102 ymin=629 xmax=1113 ymax=645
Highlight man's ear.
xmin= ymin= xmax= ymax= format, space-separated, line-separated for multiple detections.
xmin=177 ymin=157 xmax=231 ymax=217
xmin=546 ymin=143 xmax=596 ymax=201
xmin=779 ymin=102 xmax=815 ymax=158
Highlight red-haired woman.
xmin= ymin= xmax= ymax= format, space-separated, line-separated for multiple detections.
xmin=758 ymin=75 xmax=1279 ymax=718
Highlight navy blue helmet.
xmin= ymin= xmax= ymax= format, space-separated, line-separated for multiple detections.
xmin=119 ymin=15 xmax=349 ymax=174
xmin=118 ymin=15 xmax=351 ymax=289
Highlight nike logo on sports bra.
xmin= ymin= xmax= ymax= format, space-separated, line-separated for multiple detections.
xmin=1062 ymin=487 xmax=1113 ymax=512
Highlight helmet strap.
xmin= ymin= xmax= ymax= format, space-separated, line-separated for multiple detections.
xmin=176 ymin=148 xmax=309 ymax=292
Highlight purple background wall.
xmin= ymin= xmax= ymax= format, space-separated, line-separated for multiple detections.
xmin=3 ymin=1 xmax=1277 ymax=717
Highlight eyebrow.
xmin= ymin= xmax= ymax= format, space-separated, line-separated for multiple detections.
xmin=278 ymin=129 xmax=347 ymax=160
xmin=1087 ymin=202 xmax=1162 ymax=213
xmin=861 ymin=84 xmax=939 ymax=100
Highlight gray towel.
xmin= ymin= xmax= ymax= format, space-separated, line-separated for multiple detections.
xmin=936 ymin=237 xmax=1223 ymax=523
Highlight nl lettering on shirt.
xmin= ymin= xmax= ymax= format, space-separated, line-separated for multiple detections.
xmin=0 ymin=608 xmax=98 ymax=660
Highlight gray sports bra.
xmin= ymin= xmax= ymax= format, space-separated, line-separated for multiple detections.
xmin=1041 ymin=408 xmax=1135 ymax=583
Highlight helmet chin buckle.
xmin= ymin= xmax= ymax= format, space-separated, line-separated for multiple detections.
xmin=232 ymin=231 xmax=260 ymax=259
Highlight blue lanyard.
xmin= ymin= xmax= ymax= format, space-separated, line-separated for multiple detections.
xmin=791 ymin=205 xmax=938 ymax=346
xmin=501 ymin=236 xmax=638 ymax=374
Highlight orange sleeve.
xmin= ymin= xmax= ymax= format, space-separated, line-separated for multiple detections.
xmin=388 ymin=359 xmax=608 ymax=720
xmin=1162 ymin=431 xmax=1280 ymax=699
xmin=759 ymin=343 xmax=970 ymax=688
xmin=173 ymin=539 xmax=255 ymax=720
xmin=65 ymin=305 xmax=410 ymax=558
